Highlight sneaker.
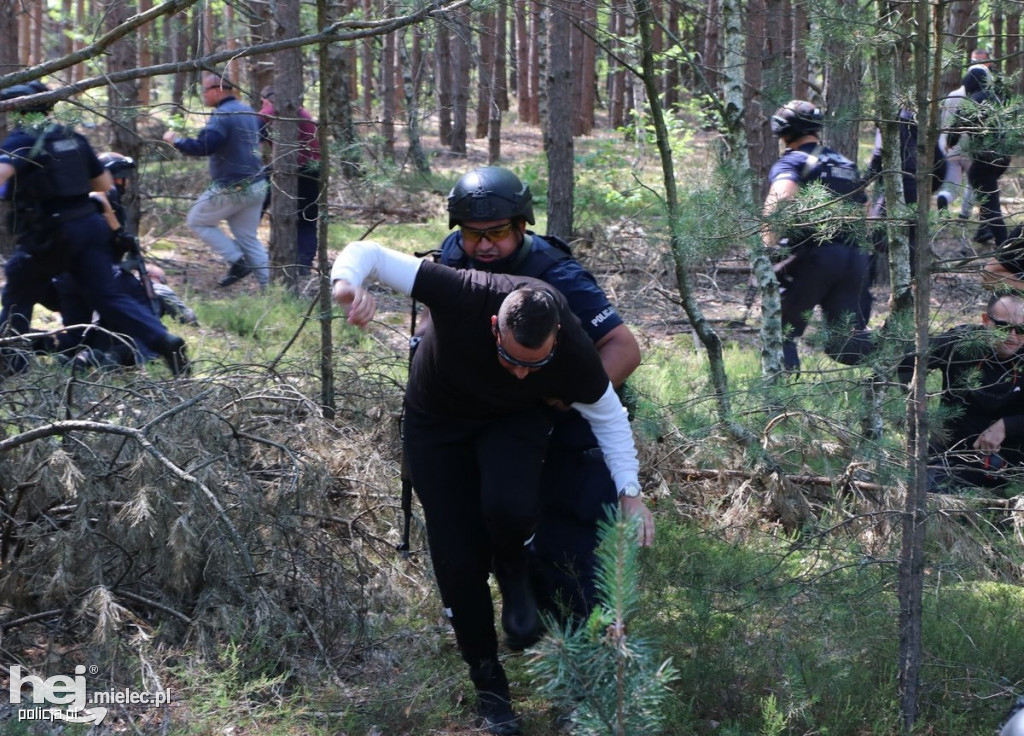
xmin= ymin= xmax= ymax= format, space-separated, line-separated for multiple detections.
xmin=936 ymin=191 xmax=951 ymax=210
xmin=156 ymin=334 xmax=190 ymax=377
xmin=470 ymin=659 xmax=521 ymax=735
xmin=217 ymin=259 xmax=253 ymax=287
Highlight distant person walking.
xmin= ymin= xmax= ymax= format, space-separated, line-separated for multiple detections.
xmin=163 ymin=73 xmax=269 ymax=288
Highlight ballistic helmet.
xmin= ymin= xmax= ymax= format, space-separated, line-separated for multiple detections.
xmin=98 ymin=151 xmax=136 ymax=178
xmin=770 ymin=100 xmax=823 ymax=140
xmin=0 ymin=81 xmax=52 ymax=114
xmin=447 ymin=167 xmax=534 ymax=229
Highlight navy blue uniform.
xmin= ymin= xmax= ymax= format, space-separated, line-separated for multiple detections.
xmin=768 ymin=142 xmax=873 ymax=370
xmin=441 ymin=230 xmax=626 ymax=622
xmin=0 ymin=124 xmax=173 ymax=362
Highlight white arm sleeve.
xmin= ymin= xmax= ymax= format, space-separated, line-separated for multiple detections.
xmin=572 ymin=382 xmax=640 ymax=494
xmin=330 ymin=240 xmax=422 ymax=296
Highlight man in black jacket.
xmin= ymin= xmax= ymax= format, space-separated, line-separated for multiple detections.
xmin=900 ymin=293 xmax=1024 ymax=493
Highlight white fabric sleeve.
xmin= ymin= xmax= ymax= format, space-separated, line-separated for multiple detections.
xmin=329 ymin=240 xmax=422 ymax=296
xmin=571 ymin=382 xmax=640 ymax=494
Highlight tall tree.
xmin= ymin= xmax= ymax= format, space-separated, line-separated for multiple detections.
xmin=449 ymin=6 xmax=470 ymax=154
xmin=323 ymin=0 xmax=361 ymax=178
xmin=545 ymin=0 xmax=574 ymax=236
xmin=106 ymin=0 xmax=142 ymax=230
xmin=269 ymin=0 xmax=304 ymax=288
xmin=435 ymin=14 xmax=453 ymax=145
xmin=476 ymin=7 xmax=495 ymax=139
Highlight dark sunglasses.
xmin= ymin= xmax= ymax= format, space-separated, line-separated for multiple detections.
xmin=988 ymin=315 xmax=1024 ymax=333
xmin=461 ymin=222 xmax=516 ymax=245
xmin=495 ymin=332 xmax=558 ymax=369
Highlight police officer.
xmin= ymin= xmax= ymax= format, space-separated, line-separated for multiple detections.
xmin=331 ymin=240 xmax=653 ymax=735
xmin=0 ymin=82 xmax=189 ymax=376
xmin=764 ymin=100 xmax=873 ymax=371
xmin=440 ymin=167 xmax=644 ymax=624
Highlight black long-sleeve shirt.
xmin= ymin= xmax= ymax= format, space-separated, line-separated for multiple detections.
xmin=900 ymin=325 xmax=1024 ymax=460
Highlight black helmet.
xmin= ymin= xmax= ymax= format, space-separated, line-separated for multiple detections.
xmin=447 ymin=167 xmax=534 ymax=229
xmin=770 ymin=100 xmax=823 ymax=139
xmin=98 ymin=151 xmax=136 ymax=177
xmin=0 ymin=81 xmax=52 ymax=113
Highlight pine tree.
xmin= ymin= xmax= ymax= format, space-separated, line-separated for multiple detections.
xmin=528 ymin=508 xmax=677 ymax=736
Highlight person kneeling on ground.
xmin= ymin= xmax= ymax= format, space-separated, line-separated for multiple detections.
xmin=899 ymin=293 xmax=1024 ymax=493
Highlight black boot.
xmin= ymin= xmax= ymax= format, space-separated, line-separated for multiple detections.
xmin=494 ymin=556 xmax=542 ymax=651
xmin=469 ymin=658 xmax=521 ymax=735
xmin=156 ymin=334 xmax=191 ymax=377
xmin=217 ymin=258 xmax=253 ymax=287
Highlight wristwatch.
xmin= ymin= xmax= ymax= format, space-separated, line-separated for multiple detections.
xmin=618 ymin=482 xmax=641 ymax=498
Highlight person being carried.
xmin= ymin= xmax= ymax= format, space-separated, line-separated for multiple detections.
xmin=331 ymin=241 xmax=654 ymax=735
xmin=762 ymin=99 xmax=873 ymax=371
xmin=437 ymin=166 xmax=642 ymax=625
xmin=163 ymin=72 xmax=269 ymax=289
xmin=899 ymin=293 xmax=1024 ymax=493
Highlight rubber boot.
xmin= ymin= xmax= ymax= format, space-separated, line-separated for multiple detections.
xmin=493 ymin=556 xmax=542 ymax=651
xmin=469 ymin=658 xmax=521 ymax=735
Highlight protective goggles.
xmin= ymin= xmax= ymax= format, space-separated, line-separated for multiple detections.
xmin=460 ymin=222 xmax=516 ymax=245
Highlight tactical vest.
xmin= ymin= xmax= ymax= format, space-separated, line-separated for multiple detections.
xmin=788 ymin=144 xmax=866 ymax=248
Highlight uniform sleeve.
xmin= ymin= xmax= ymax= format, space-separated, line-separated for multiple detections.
xmin=572 ymin=382 xmax=640 ymax=493
xmin=542 ymin=259 xmax=624 ymax=342
xmin=768 ymin=153 xmax=804 ymax=185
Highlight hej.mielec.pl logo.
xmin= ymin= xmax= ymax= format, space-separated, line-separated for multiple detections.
xmin=9 ymin=664 xmax=171 ymax=725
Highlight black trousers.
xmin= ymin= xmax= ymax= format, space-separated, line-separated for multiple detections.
xmin=778 ymin=243 xmax=873 ymax=370
xmin=968 ymin=155 xmax=1011 ymax=246
xmin=402 ymin=404 xmax=551 ymax=668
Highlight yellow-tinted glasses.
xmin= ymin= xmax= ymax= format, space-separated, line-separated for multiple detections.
xmin=460 ymin=221 xmax=516 ymax=245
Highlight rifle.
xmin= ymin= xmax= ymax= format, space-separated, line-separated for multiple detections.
xmin=116 ymin=230 xmax=161 ymax=317
xmin=396 ymin=248 xmax=442 ymax=557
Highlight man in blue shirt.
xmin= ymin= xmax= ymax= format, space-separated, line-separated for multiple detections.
xmin=163 ymin=73 xmax=269 ymax=289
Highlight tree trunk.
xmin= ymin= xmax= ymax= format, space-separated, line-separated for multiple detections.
xmin=608 ymin=1 xmax=627 ymax=130
xmin=435 ymin=15 xmax=453 ymax=145
xmin=476 ymin=9 xmax=495 ymax=139
xmin=399 ymin=28 xmax=430 ymax=174
xmin=316 ymin=0 xmax=336 ymax=418
xmin=528 ymin=0 xmax=542 ymax=124
xmin=822 ymin=0 xmax=862 ymax=157
xmin=360 ymin=0 xmax=374 ymax=118
xmin=578 ymin=1 xmax=596 ymax=134
xmin=1007 ymin=11 xmax=1021 ymax=95
xmin=632 ymin=0 xmax=738 ymax=429
xmin=494 ymin=1 xmax=509 ymax=111
xmin=545 ymin=0 xmax=573 ymax=236
xmin=450 ymin=7 xmax=470 ymax=154
xmin=702 ymin=0 xmax=720 ymax=93
xmin=515 ymin=1 xmax=530 ymax=121
xmin=270 ymin=0 xmax=304 ymax=289
xmin=324 ymin=0 xmax=362 ymax=178
xmin=381 ymin=17 xmax=397 ymax=160
xmin=106 ymin=0 xmax=142 ymax=231
xmin=137 ymin=0 xmax=152 ymax=104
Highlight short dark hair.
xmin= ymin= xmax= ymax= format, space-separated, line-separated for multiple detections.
xmin=497 ymin=288 xmax=560 ymax=348
xmin=987 ymin=292 xmax=1024 ymax=311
